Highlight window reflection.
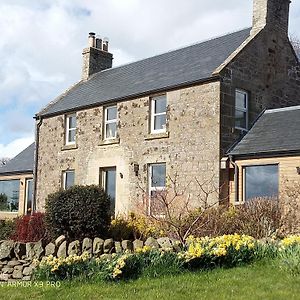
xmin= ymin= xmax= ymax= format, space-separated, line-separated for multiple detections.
xmin=100 ymin=167 xmax=116 ymax=214
xmin=0 ymin=180 xmax=20 ymax=212
xmin=244 ymin=165 xmax=278 ymax=201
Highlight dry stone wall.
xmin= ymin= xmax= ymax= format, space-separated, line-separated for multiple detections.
xmin=0 ymin=235 xmax=181 ymax=282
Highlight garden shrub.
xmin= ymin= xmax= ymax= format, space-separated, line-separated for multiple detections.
xmin=237 ymin=198 xmax=281 ymax=238
xmin=187 ymin=198 xmax=281 ymax=240
xmin=11 ymin=212 xmax=49 ymax=243
xmin=45 ymin=185 xmax=111 ymax=240
xmin=110 ymin=213 xmax=165 ymax=241
xmin=109 ymin=217 xmax=135 ymax=241
xmin=0 ymin=219 xmax=16 ymax=240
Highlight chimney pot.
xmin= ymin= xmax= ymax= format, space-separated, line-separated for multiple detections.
xmin=88 ymin=32 xmax=96 ymax=47
xmin=103 ymin=37 xmax=109 ymax=52
xmin=95 ymin=37 xmax=103 ymax=50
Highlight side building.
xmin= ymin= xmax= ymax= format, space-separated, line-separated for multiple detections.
xmin=0 ymin=143 xmax=34 ymax=219
xmin=227 ymin=105 xmax=300 ymax=233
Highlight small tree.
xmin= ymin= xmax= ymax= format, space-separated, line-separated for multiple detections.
xmin=136 ymin=173 xmax=221 ymax=243
xmin=280 ymin=180 xmax=300 ymax=235
xmin=45 ymin=185 xmax=111 ymax=240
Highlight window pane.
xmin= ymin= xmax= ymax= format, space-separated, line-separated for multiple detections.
xmin=68 ymin=129 xmax=76 ymax=143
xmin=236 ymin=91 xmax=247 ymax=109
xmin=154 ymin=96 xmax=166 ymax=114
xmin=154 ymin=115 xmax=166 ymax=131
xmin=245 ymin=165 xmax=278 ymax=201
xmin=106 ymin=123 xmax=116 ymax=139
xmin=65 ymin=171 xmax=75 ymax=189
xmin=69 ymin=115 xmax=76 ymax=129
xmin=151 ymin=164 xmax=166 ymax=188
xmin=235 ymin=110 xmax=247 ymax=129
xmin=106 ymin=106 xmax=117 ymax=121
xmin=0 ymin=180 xmax=20 ymax=212
xmin=101 ymin=168 xmax=116 ymax=214
xmin=106 ymin=169 xmax=116 ymax=202
xmin=26 ymin=179 xmax=33 ymax=214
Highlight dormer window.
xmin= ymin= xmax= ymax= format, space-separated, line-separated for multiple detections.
xmin=65 ymin=114 xmax=76 ymax=145
xmin=104 ymin=106 xmax=117 ymax=140
xmin=235 ymin=89 xmax=248 ymax=132
xmin=151 ymin=95 xmax=167 ymax=134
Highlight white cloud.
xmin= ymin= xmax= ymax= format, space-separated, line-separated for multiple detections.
xmin=0 ymin=136 xmax=34 ymax=158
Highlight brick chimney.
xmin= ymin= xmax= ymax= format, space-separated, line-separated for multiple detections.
xmin=251 ymin=0 xmax=291 ymax=35
xmin=82 ymin=32 xmax=113 ymax=81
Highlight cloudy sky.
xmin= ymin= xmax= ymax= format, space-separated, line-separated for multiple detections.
xmin=0 ymin=0 xmax=299 ymax=158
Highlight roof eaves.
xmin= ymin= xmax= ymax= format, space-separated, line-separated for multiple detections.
xmin=0 ymin=170 xmax=33 ymax=177
xmin=229 ymin=148 xmax=300 ymax=160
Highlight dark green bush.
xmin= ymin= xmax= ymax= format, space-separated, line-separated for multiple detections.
xmin=45 ymin=185 xmax=111 ymax=240
xmin=0 ymin=219 xmax=15 ymax=240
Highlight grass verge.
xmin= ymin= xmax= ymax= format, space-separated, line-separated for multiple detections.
xmin=1 ymin=259 xmax=300 ymax=300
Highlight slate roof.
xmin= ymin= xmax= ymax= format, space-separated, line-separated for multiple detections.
xmin=0 ymin=143 xmax=35 ymax=175
xmin=229 ymin=106 xmax=300 ymax=158
xmin=39 ymin=28 xmax=251 ymax=117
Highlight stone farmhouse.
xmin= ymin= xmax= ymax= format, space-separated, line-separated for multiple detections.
xmin=0 ymin=0 xmax=299 ymax=219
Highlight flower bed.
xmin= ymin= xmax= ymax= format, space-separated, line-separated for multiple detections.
xmin=34 ymin=234 xmax=261 ymax=281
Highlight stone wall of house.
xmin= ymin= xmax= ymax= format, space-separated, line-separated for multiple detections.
xmin=218 ymin=26 xmax=300 ymax=200
xmin=220 ymin=28 xmax=300 ymax=155
xmin=36 ymin=82 xmax=221 ymax=213
xmin=0 ymin=235 xmax=181 ymax=282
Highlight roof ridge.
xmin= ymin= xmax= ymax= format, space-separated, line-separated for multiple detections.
xmin=98 ymin=27 xmax=251 ymax=75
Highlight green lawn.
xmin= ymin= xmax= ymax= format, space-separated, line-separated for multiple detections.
xmin=1 ymin=260 xmax=300 ymax=300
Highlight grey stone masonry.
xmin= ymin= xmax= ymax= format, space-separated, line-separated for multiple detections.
xmin=252 ymin=0 xmax=291 ymax=35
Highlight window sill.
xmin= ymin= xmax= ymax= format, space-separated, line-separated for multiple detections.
xmin=61 ymin=144 xmax=78 ymax=151
xmin=144 ymin=132 xmax=169 ymax=141
xmin=99 ymin=137 xmax=120 ymax=146
xmin=234 ymin=127 xmax=248 ymax=133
